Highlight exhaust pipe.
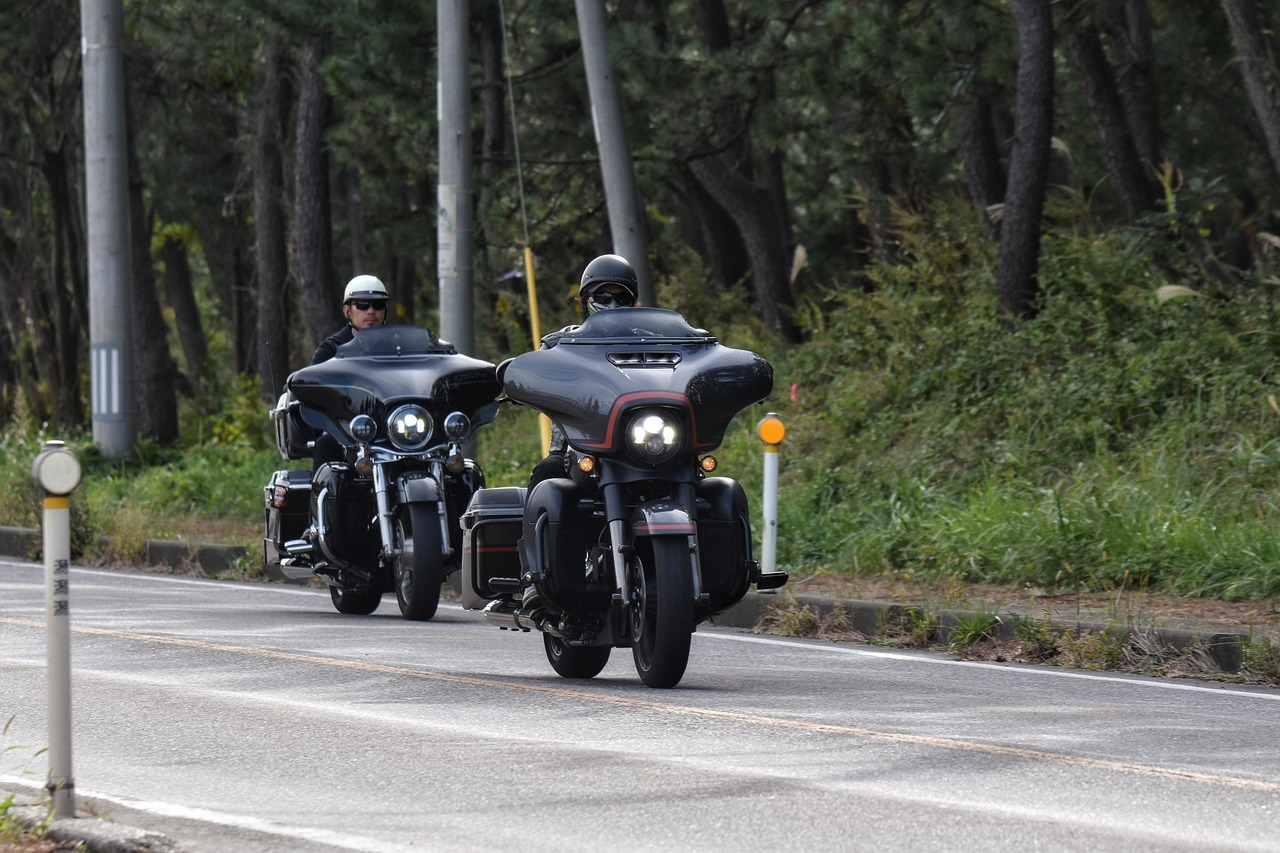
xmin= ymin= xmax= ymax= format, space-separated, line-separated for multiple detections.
xmin=482 ymin=599 xmax=538 ymax=632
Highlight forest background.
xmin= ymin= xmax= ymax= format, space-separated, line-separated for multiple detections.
xmin=3 ymin=0 xmax=1280 ymax=608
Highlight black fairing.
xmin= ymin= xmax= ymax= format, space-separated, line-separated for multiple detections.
xmin=498 ymin=308 xmax=772 ymax=453
xmin=287 ymin=325 xmax=500 ymax=444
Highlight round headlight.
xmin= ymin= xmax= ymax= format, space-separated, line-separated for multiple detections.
xmin=625 ymin=409 xmax=681 ymax=464
xmin=387 ymin=404 xmax=433 ymax=452
xmin=443 ymin=411 xmax=471 ymax=441
xmin=349 ymin=414 xmax=377 ymax=443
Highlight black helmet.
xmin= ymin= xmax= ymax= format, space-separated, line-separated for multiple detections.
xmin=578 ymin=254 xmax=639 ymax=301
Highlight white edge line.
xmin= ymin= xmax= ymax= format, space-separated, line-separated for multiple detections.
xmin=703 ymin=630 xmax=1280 ymax=700
xmin=6 ymin=561 xmax=1279 ymax=701
xmin=0 ymin=775 xmax=416 ymax=853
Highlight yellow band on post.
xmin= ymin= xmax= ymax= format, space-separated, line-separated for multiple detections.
xmin=44 ymin=496 xmax=70 ymax=510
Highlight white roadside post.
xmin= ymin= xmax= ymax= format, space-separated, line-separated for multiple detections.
xmin=756 ymin=413 xmax=785 ymax=577
xmin=31 ymin=440 xmax=83 ymax=820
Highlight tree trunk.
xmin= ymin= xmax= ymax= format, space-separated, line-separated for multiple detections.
xmin=293 ymin=37 xmax=336 ymax=354
xmin=687 ymin=155 xmax=798 ymax=340
xmin=159 ymin=234 xmax=207 ymax=391
xmin=126 ymin=94 xmax=180 ymax=444
xmin=40 ymin=143 xmax=87 ymax=428
xmin=193 ymin=203 xmax=255 ymax=376
xmin=669 ymin=166 xmax=749 ymax=294
xmin=998 ymin=0 xmax=1055 ymax=321
xmin=956 ymin=81 xmax=1007 ymax=226
xmin=253 ymin=31 xmax=292 ymax=400
xmin=1100 ymin=0 xmax=1163 ymax=167
xmin=1221 ymin=0 xmax=1280 ymax=180
xmin=1064 ymin=17 xmax=1156 ymax=221
xmin=342 ymin=166 xmax=366 ymax=276
xmin=684 ymin=0 xmax=799 ymax=342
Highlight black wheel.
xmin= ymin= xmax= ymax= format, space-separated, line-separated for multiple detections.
xmin=329 ymin=586 xmax=381 ymax=615
xmin=629 ymin=537 xmax=694 ymax=688
xmin=393 ymin=503 xmax=443 ymax=621
xmin=543 ymin=633 xmax=612 ymax=679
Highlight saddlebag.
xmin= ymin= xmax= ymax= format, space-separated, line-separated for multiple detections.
xmin=695 ymin=477 xmax=754 ymax=618
xmin=263 ymin=468 xmax=312 ymax=578
xmin=459 ymin=486 xmax=526 ymax=610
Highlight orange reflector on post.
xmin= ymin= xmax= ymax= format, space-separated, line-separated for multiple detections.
xmin=757 ymin=413 xmax=785 ymax=446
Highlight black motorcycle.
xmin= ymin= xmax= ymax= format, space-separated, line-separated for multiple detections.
xmin=264 ymin=324 xmax=500 ymax=619
xmin=458 ymin=308 xmax=788 ymax=687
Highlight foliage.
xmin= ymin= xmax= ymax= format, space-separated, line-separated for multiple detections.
xmin=771 ymin=198 xmax=1280 ymax=600
xmin=0 ymin=715 xmax=50 ymax=849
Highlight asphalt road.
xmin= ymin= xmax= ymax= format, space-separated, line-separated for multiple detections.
xmin=2 ymin=559 xmax=1279 ymax=852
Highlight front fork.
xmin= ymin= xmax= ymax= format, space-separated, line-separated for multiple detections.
xmin=370 ymin=458 xmax=397 ymax=562
xmin=602 ymin=480 xmax=701 ymax=611
xmin=369 ymin=448 xmax=460 ymax=564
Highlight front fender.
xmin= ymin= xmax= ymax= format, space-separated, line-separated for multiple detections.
xmin=630 ymin=500 xmax=696 ymax=538
xmin=400 ymin=471 xmax=442 ymax=504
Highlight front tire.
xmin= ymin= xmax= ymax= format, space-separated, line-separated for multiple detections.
xmin=629 ymin=537 xmax=694 ymax=688
xmin=393 ymin=503 xmax=444 ymax=621
xmin=544 ymin=633 xmax=611 ymax=679
xmin=330 ymin=586 xmax=381 ymax=615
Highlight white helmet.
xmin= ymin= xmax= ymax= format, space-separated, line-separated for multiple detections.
xmin=343 ymin=274 xmax=388 ymax=303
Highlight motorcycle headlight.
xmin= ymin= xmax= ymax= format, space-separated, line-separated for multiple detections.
xmin=387 ymin=404 xmax=433 ymax=452
xmin=625 ymin=409 xmax=682 ymax=464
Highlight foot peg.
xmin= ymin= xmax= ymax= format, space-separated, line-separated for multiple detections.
xmin=755 ymin=571 xmax=789 ymax=591
xmin=283 ymin=539 xmax=314 ymax=556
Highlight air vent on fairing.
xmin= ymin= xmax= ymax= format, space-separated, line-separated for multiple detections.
xmin=607 ymin=352 xmax=682 ymax=367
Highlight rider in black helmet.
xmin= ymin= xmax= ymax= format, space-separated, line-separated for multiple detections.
xmin=528 ymin=253 xmax=640 ymax=487
xmin=578 ymin=253 xmax=638 ymax=313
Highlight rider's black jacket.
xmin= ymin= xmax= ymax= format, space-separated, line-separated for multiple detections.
xmin=311 ymin=324 xmax=356 ymax=365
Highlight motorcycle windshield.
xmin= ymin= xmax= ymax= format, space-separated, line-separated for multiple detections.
xmin=499 ymin=308 xmax=772 ymax=452
xmin=288 ymin=325 xmax=500 ymax=423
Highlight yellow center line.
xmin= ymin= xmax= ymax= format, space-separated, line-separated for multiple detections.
xmin=6 ymin=616 xmax=1278 ymax=794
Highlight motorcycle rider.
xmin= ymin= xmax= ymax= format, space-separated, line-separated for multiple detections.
xmin=527 ymin=253 xmax=640 ymax=491
xmin=311 ymin=274 xmax=390 ymax=365
xmin=310 ymin=274 xmax=391 ymax=469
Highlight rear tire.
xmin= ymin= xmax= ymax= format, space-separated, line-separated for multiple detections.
xmin=393 ymin=503 xmax=443 ymax=621
xmin=544 ymin=633 xmax=611 ymax=679
xmin=329 ymin=586 xmax=381 ymax=615
xmin=629 ymin=537 xmax=693 ymax=688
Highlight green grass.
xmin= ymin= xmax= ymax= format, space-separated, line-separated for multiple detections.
xmin=3 ymin=200 xmax=1280 ymax=607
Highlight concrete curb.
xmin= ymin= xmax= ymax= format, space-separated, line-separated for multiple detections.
xmin=715 ymin=591 xmax=1249 ymax=673
xmin=3 ymin=524 xmax=1250 ymax=672
xmin=11 ymin=805 xmax=180 ymax=853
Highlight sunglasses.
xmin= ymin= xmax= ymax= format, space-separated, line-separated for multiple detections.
xmin=587 ymin=291 xmax=634 ymax=308
xmin=347 ymin=300 xmax=387 ymax=311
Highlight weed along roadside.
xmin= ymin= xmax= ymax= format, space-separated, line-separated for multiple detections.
xmin=3 ymin=523 xmax=1278 ymax=688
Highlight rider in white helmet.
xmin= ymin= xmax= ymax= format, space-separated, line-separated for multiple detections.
xmin=311 ymin=274 xmax=390 ymax=364
xmin=308 ymin=274 xmax=390 ymax=471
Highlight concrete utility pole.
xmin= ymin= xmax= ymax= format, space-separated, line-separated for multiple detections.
xmin=81 ymin=0 xmax=135 ymax=458
xmin=438 ymin=0 xmax=475 ymax=354
xmin=574 ymin=0 xmax=654 ymax=307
